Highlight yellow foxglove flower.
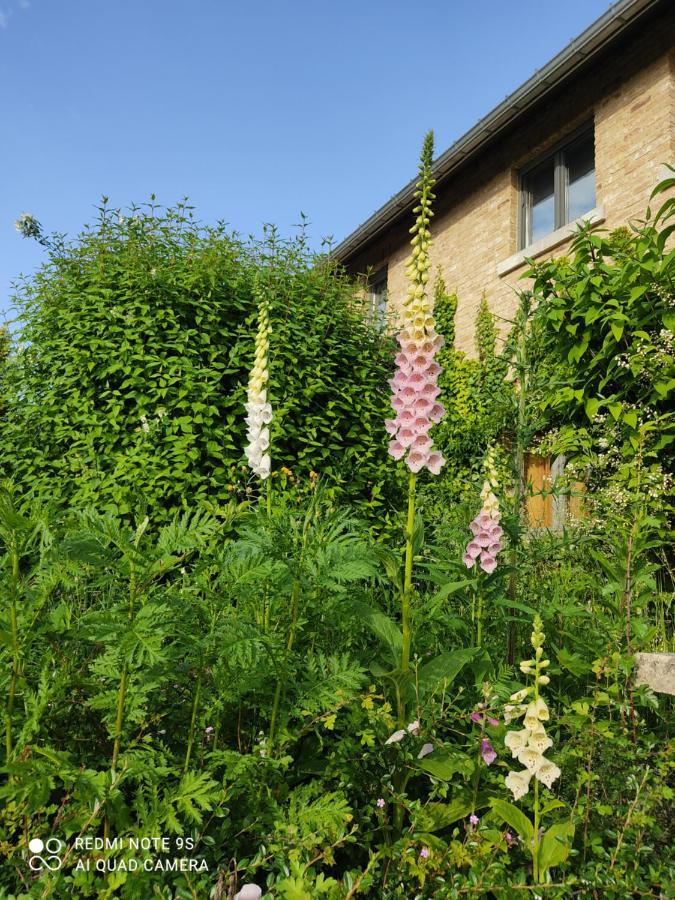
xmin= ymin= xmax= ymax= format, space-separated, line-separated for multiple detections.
xmin=518 ymin=747 xmax=545 ymax=772
xmin=504 ymin=729 xmax=529 ymax=757
xmin=535 ymin=759 xmax=561 ymax=789
xmin=504 ymin=615 xmax=560 ymax=803
xmin=509 ymin=688 xmax=532 ymax=703
xmin=527 ymin=726 xmax=553 ymax=754
xmin=505 ymin=768 xmax=532 ymax=800
xmin=245 ymin=290 xmax=273 ymax=480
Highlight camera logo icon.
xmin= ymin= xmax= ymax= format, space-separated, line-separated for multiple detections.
xmin=28 ymin=837 xmax=64 ymax=871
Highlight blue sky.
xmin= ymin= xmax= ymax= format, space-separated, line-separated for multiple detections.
xmin=1 ymin=0 xmax=614 ymax=318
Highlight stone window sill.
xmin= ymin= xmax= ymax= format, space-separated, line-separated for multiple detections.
xmin=496 ymin=206 xmax=605 ymax=278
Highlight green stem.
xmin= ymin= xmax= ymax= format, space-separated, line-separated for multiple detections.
xmin=476 ymin=591 xmax=484 ymax=648
xmin=184 ymin=671 xmax=203 ymax=773
xmin=262 ymin=474 xmax=272 ymax=629
xmin=393 ymin=473 xmax=417 ymax=833
xmin=470 ymin=719 xmax=485 ymax=814
xmin=508 ymin=294 xmax=529 ymax=665
xmin=111 ymin=664 xmax=128 ymax=773
xmin=533 ymin=776 xmax=540 ymax=883
xmin=269 ymin=577 xmax=301 ymax=751
xmin=400 ymin=472 xmax=417 ymax=684
xmin=5 ymin=546 xmax=20 ymax=761
xmin=111 ymin=564 xmax=136 ymax=771
xmin=532 ymin=626 xmax=541 ymax=884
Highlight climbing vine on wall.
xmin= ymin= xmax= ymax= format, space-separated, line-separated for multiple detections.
xmin=430 ymin=273 xmax=513 ymax=503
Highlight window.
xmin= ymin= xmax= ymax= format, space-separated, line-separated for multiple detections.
xmin=368 ymin=268 xmax=388 ymax=330
xmin=519 ymin=127 xmax=595 ymax=249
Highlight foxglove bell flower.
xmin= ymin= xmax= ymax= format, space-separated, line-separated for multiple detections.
xmin=244 ymin=294 xmax=273 ymax=479
xmin=386 ymin=134 xmax=446 ymax=475
xmin=503 ymin=615 xmax=560 ymax=799
xmin=481 ymin=737 xmax=496 ymax=766
xmin=464 ymin=447 xmax=504 ymax=573
xmin=234 ymin=886 xmax=262 ymax=900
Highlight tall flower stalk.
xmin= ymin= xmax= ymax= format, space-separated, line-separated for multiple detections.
xmin=503 ymin=615 xmax=562 ymax=883
xmin=463 ymin=448 xmax=504 ymax=645
xmin=244 ymin=286 xmax=273 ymax=482
xmin=385 ymin=132 xmax=445 ymax=721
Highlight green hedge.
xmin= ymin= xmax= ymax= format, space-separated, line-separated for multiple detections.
xmin=1 ymin=202 xmax=395 ymax=517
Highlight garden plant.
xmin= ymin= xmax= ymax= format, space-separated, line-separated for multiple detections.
xmin=0 ymin=143 xmax=672 ymax=898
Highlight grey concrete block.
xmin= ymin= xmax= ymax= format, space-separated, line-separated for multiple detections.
xmin=634 ymin=653 xmax=675 ymax=696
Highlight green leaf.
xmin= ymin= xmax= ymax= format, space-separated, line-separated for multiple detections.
xmin=418 ymin=649 xmax=475 ymax=699
xmin=417 ymin=748 xmax=475 ymax=781
xmin=623 ymin=410 xmax=638 ymax=429
xmin=610 ymin=321 xmax=624 ymax=342
xmin=413 ymin=794 xmax=479 ymax=833
xmin=489 ymin=798 xmax=534 ymax=844
xmin=608 ymin=401 xmax=623 ymax=421
xmin=584 ymin=398 xmax=600 ymax=420
xmin=555 ymin=646 xmax=592 ymax=677
xmin=492 ymin=597 xmax=537 ymax=616
xmin=411 ymin=512 xmax=425 ymax=556
xmin=430 ymin=579 xmax=471 ymax=602
xmin=351 ymin=602 xmax=402 ymax=664
xmin=538 ymin=820 xmax=575 ymax=873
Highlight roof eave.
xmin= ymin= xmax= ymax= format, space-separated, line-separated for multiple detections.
xmin=332 ymin=0 xmax=663 ymax=265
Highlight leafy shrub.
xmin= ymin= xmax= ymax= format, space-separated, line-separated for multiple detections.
xmin=527 ymin=176 xmax=675 ymax=522
xmin=1 ymin=202 xmax=394 ymax=519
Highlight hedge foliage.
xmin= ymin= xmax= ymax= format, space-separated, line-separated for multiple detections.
xmin=1 ymin=202 xmax=395 ymax=517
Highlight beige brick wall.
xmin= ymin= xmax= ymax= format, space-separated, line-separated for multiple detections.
xmin=346 ymin=11 xmax=675 ymax=357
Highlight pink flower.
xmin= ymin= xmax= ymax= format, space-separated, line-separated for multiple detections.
xmin=426 ymin=451 xmax=445 ymax=475
xmin=479 ymin=553 xmax=497 ymax=574
xmin=376 ymin=797 xmax=385 ymax=808
xmin=487 ymin=716 xmax=499 ymax=727
xmin=463 ymin=466 xmax=505 ymax=573
xmin=475 ymin=530 xmax=492 ymax=547
xmin=398 ymin=428 xmax=416 ymax=448
xmin=412 ymin=434 xmax=432 ymax=452
xmin=384 ymin=156 xmax=445 ymax=476
xmin=418 ymin=742 xmax=434 ymax=759
xmin=470 ymin=711 xmax=482 ymax=723
xmin=419 ymin=846 xmax=430 ymax=859
xmin=406 ymin=449 xmax=428 ymax=473
xmin=469 ymin=814 xmax=479 ymax=826
xmin=429 ymin=402 xmax=445 ymax=423
xmin=481 ymin=737 xmax=497 ymax=766
xmin=463 ymin=552 xmax=476 ymax=568
xmin=385 ymin=728 xmax=407 ymax=745
xmin=421 ymin=382 xmax=440 ymax=400
xmin=388 ymin=440 xmax=406 ymax=460
xmin=412 ymin=416 xmax=432 ymax=433
xmin=504 ymin=831 xmax=516 ymax=848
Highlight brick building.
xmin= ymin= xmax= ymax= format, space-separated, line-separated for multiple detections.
xmin=333 ymin=0 xmax=674 ymax=358
xmin=332 ymin=0 xmax=674 ymax=527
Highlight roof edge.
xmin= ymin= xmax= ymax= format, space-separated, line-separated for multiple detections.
xmin=332 ymin=0 xmax=663 ymax=264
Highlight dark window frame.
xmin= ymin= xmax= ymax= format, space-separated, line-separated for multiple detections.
xmin=519 ymin=123 xmax=595 ymax=250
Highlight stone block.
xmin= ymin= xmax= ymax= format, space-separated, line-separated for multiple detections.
xmin=634 ymin=652 xmax=675 ymax=696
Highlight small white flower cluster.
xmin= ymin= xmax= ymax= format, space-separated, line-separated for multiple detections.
xmin=245 ymin=299 xmax=272 ymax=479
xmin=503 ymin=615 xmax=560 ymax=800
xmin=14 ymin=212 xmax=41 ymax=240
xmin=138 ymin=408 xmax=167 ymax=434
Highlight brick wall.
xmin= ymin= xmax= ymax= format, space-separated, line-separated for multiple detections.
xmin=344 ymin=7 xmax=675 ymax=357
